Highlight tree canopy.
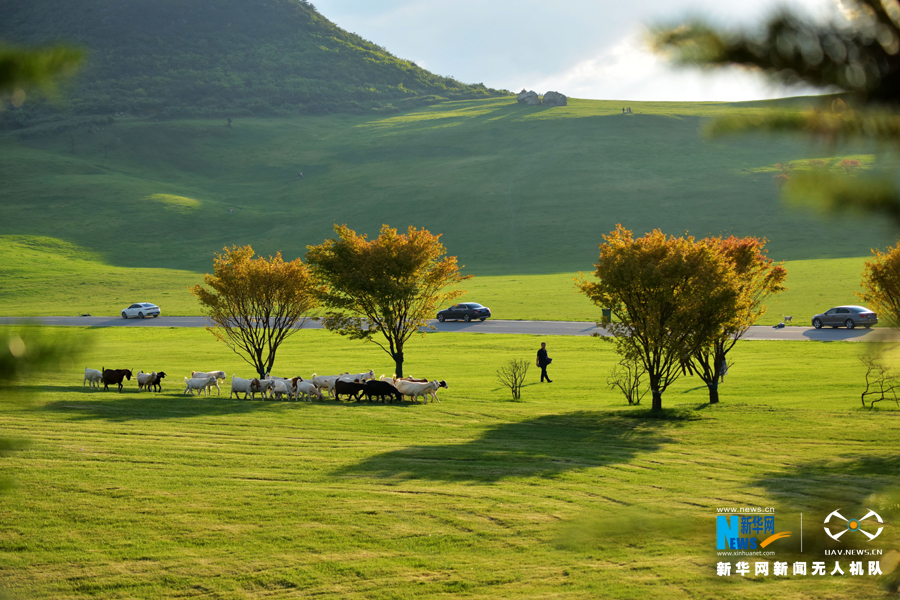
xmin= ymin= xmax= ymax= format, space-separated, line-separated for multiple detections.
xmin=306 ymin=224 xmax=470 ymax=377
xmin=577 ymin=226 xmax=742 ymax=411
xmin=684 ymin=236 xmax=787 ymax=404
xmin=861 ymin=241 xmax=900 ymax=326
xmin=190 ymin=245 xmax=320 ymax=378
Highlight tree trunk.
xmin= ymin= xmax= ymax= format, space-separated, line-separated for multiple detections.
xmin=394 ymin=351 xmax=404 ymax=379
xmin=708 ymin=381 xmax=719 ymax=404
xmin=649 ymin=371 xmax=663 ymax=411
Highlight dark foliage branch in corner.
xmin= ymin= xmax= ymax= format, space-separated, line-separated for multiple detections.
xmin=653 ymin=0 xmax=900 ymax=225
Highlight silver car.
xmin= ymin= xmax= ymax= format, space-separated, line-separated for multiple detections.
xmin=121 ymin=303 xmax=161 ymax=319
xmin=811 ymin=305 xmax=877 ymax=329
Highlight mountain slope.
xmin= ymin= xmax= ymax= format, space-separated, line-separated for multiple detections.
xmin=0 ymin=0 xmax=501 ymax=124
xmin=0 ymin=97 xmax=894 ymax=277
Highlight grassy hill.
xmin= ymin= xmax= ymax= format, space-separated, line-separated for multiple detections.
xmin=0 ymin=96 xmax=896 ymax=319
xmin=1 ymin=97 xmax=897 ymax=270
xmin=0 ymin=0 xmax=501 ymax=125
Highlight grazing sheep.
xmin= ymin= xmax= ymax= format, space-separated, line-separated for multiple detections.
xmin=338 ymin=369 xmax=375 ymax=383
xmin=270 ymin=379 xmax=291 ymax=400
xmin=192 ymin=370 xmax=226 ymax=382
xmin=101 ymin=368 xmax=134 ymax=392
xmin=248 ymin=378 xmax=275 ymax=400
xmin=230 ymin=375 xmax=255 ymax=399
xmin=151 ymin=372 xmax=167 ymax=392
xmin=184 ymin=375 xmax=217 ymax=396
xmin=311 ymin=373 xmax=348 ymax=399
xmin=392 ymin=378 xmax=445 ymax=403
xmin=191 ymin=371 xmax=223 ymax=395
xmin=334 ymin=379 xmax=367 ymax=402
xmin=83 ymin=367 xmax=102 ymax=389
xmin=294 ymin=381 xmax=323 ymax=401
xmin=364 ymin=379 xmax=403 ymax=403
xmin=137 ymin=371 xmax=156 ymax=392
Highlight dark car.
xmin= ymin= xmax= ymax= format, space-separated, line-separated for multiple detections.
xmin=811 ymin=305 xmax=878 ymax=329
xmin=437 ymin=302 xmax=491 ymax=322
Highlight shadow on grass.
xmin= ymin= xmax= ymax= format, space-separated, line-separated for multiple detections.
xmin=752 ymin=454 xmax=900 ymax=507
xmin=750 ymin=455 xmax=900 ymax=558
xmin=36 ymin=391 xmax=422 ymax=420
xmin=335 ymin=410 xmax=678 ymax=482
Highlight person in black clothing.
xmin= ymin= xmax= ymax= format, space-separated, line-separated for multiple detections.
xmin=537 ymin=342 xmax=552 ymax=383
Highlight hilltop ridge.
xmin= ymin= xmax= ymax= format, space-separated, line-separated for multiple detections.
xmin=0 ymin=0 xmax=503 ymax=125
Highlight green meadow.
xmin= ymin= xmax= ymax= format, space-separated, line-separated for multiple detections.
xmin=0 ymin=234 xmax=874 ymax=326
xmin=3 ymin=95 xmax=900 ymax=599
xmin=1 ymin=97 xmax=897 ymax=278
xmin=0 ymin=326 xmax=897 ymax=599
xmin=2 ymin=96 xmax=896 ymax=325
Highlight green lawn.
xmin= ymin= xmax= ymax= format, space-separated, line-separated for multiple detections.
xmin=1 ymin=326 xmax=897 ymax=598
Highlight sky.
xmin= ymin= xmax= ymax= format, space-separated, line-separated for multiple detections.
xmin=312 ymin=0 xmax=840 ymax=102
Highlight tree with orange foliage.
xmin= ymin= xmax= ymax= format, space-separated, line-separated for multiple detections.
xmin=577 ymin=226 xmax=741 ymax=412
xmin=190 ymin=245 xmax=320 ymax=379
xmin=306 ymin=224 xmax=471 ymax=378
xmin=684 ymin=237 xmax=787 ymax=404
xmin=860 ymin=242 xmax=900 ymax=327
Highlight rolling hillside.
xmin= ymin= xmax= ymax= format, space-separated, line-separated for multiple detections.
xmin=0 ymin=0 xmax=501 ymax=125
xmin=0 ymin=97 xmax=896 ymax=277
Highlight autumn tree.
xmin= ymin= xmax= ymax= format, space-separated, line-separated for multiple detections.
xmin=860 ymin=242 xmax=900 ymax=326
xmin=683 ymin=237 xmax=787 ymax=404
xmin=306 ymin=224 xmax=470 ymax=378
xmin=577 ymin=226 xmax=741 ymax=412
xmin=190 ymin=245 xmax=320 ymax=378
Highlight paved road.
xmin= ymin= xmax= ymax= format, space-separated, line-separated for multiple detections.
xmin=1 ymin=316 xmax=896 ymax=342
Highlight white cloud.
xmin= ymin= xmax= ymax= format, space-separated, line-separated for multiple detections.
xmin=314 ymin=0 xmax=841 ymax=101
xmin=528 ymin=30 xmax=821 ymax=101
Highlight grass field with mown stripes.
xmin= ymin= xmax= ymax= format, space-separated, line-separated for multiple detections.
xmin=0 ymin=326 xmax=897 ymax=598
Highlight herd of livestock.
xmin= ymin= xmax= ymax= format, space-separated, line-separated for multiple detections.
xmin=82 ymin=367 xmax=449 ymax=404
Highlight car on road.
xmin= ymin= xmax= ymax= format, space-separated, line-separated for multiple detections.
xmin=811 ymin=305 xmax=877 ymax=329
xmin=121 ymin=303 xmax=161 ymax=319
xmin=437 ymin=302 xmax=491 ymax=322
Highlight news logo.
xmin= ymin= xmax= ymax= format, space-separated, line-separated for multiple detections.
xmin=717 ymin=514 xmax=791 ymax=550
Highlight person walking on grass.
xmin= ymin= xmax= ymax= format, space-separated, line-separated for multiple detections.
xmin=537 ymin=342 xmax=552 ymax=383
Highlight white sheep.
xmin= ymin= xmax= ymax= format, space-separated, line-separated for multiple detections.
xmin=339 ymin=369 xmax=375 ymax=383
xmin=311 ymin=373 xmax=348 ymax=398
xmin=249 ymin=378 xmax=275 ymax=400
xmin=83 ymin=367 xmax=102 ymax=389
xmin=392 ymin=378 xmax=445 ymax=403
xmin=184 ymin=375 xmax=217 ymax=396
xmin=230 ymin=375 xmax=255 ymax=399
xmin=270 ymin=379 xmax=292 ymax=400
xmin=191 ymin=371 xmax=224 ymax=395
xmin=294 ymin=380 xmax=323 ymax=401
xmin=137 ymin=371 xmax=156 ymax=392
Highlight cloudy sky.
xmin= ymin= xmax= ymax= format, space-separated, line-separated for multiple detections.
xmin=313 ymin=0 xmax=839 ymax=102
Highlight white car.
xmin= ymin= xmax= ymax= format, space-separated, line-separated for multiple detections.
xmin=121 ymin=303 xmax=161 ymax=319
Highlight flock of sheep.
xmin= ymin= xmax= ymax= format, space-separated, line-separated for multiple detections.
xmin=82 ymin=367 xmax=449 ymax=404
